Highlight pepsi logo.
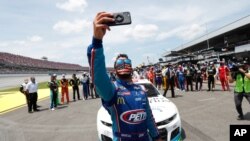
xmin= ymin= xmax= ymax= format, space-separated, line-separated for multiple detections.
xmin=120 ymin=109 xmax=146 ymax=124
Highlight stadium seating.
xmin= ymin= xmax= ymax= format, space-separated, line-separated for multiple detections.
xmin=0 ymin=52 xmax=86 ymax=74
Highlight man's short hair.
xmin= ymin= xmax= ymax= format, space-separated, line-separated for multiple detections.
xmin=114 ymin=54 xmax=129 ymax=68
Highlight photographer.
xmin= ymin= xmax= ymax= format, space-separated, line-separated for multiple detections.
xmin=228 ymin=61 xmax=250 ymax=120
xmin=87 ymin=12 xmax=162 ymax=141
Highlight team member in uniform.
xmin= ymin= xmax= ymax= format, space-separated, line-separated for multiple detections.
xmin=228 ymin=61 xmax=250 ymax=120
xmin=207 ymin=62 xmax=216 ymax=91
xmin=60 ymin=74 xmax=69 ymax=104
xmin=48 ymin=75 xmax=58 ymax=110
xmin=163 ymin=63 xmax=175 ymax=98
xmin=176 ymin=66 xmax=185 ymax=91
xmin=26 ymin=77 xmax=39 ymax=113
xmin=87 ymin=12 xmax=162 ymax=141
xmin=195 ymin=64 xmax=203 ymax=91
xmin=147 ymin=67 xmax=155 ymax=84
xmin=155 ymin=67 xmax=163 ymax=90
xmin=218 ymin=61 xmax=230 ymax=91
xmin=185 ymin=63 xmax=194 ymax=91
xmin=69 ymin=74 xmax=81 ymax=101
xmin=81 ymin=72 xmax=90 ymax=100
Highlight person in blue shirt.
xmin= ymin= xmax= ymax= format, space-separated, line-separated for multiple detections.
xmin=87 ymin=12 xmax=162 ymax=141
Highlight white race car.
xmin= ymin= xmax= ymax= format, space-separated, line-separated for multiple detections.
xmin=97 ymin=79 xmax=182 ymax=141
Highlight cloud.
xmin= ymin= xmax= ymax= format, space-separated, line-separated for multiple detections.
xmin=178 ymin=24 xmax=205 ymax=40
xmin=56 ymin=0 xmax=88 ymax=13
xmin=53 ymin=19 xmax=91 ymax=34
xmin=0 ymin=35 xmax=44 ymax=48
xmin=112 ymin=52 xmax=121 ymax=61
xmin=125 ymin=24 xmax=158 ymax=40
xmin=156 ymin=23 xmax=205 ymax=41
xmin=13 ymin=40 xmax=27 ymax=45
xmin=0 ymin=42 xmax=9 ymax=47
xmin=28 ymin=35 xmax=43 ymax=42
xmin=141 ymin=5 xmax=203 ymax=24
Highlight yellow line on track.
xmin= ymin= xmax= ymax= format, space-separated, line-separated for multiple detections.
xmin=0 ymin=88 xmax=52 ymax=115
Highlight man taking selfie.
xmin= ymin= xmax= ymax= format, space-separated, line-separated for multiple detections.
xmin=87 ymin=12 xmax=162 ymax=141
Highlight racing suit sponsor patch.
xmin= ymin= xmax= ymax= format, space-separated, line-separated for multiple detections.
xmin=120 ymin=109 xmax=147 ymax=124
xmin=117 ymin=97 xmax=125 ymax=105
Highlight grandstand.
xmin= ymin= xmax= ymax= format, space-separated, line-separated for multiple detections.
xmin=0 ymin=52 xmax=87 ymax=74
xmin=163 ymin=15 xmax=250 ymax=64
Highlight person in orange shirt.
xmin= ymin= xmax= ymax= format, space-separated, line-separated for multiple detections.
xmin=60 ymin=74 xmax=69 ymax=104
xmin=218 ymin=61 xmax=230 ymax=91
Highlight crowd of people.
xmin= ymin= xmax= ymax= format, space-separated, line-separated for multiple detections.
xmin=20 ymin=73 xmax=99 ymax=113
xmin=0 ymin=52 xmax=84 ymax=73
xmin=132 ymin=60 xmax=250 ymax=120
xmin=131 ymin=61 xmax=234 ymax=97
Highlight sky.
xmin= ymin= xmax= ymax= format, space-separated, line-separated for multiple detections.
xmin=0 ymin=0 xmax=250 ymax=67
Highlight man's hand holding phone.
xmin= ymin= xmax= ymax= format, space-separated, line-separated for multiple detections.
xmin=93 ymin=12 xmax=114 ymax=40
xmin=93 ymin=12 xmax=132 ymax=40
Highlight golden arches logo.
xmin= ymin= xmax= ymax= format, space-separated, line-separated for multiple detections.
xmin=117 ymin=97 xmax=125 ymax=104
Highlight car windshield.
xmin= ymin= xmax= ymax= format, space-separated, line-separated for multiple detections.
xmin=138 ymin=83 xmax=160 ymax=97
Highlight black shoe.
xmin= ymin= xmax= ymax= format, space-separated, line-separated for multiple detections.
xmin=237 ymin=115 xmax=244 ymax=120
xmin=28 ymin=111 xmax=33 ymax=113
xmin=34 ymin=109 xmax=40 ymax=112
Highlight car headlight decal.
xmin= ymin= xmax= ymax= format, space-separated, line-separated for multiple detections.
xmin=156 ymin=114 xmax=177 ymax=127
xmin=101 ymin=120 xmax=112 ymax=127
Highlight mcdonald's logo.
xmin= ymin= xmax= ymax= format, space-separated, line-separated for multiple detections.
xmin=117 ymin=97 xmax=125 ymax=105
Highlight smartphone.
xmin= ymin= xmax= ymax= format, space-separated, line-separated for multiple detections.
xmin=107 ymin=12 xmax=132 ymax=26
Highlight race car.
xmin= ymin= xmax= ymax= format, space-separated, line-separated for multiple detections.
xmin=97 ymin=79 xmax=182 ymax=141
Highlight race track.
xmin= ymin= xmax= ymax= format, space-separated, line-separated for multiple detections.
xmin=0 ymin=78 xmax=250 ymax=141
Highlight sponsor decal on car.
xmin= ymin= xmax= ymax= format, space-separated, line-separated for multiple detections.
xmin=120 ymin=109 xmax=147 ymax=124
xmin=151 ymin=106 xmax=164 ymax=112
xmin=149 ymin=97 xmax=168 ymax=103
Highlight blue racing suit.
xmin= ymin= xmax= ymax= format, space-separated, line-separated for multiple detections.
xmin=87 ymin=38 xmax=160 ymax=141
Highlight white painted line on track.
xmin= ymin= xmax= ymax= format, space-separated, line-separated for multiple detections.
xmin=198 ymin=98 xmax=216 ymax=102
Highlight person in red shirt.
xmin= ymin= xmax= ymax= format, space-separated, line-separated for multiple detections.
xmin=218 ymin=61 xmax=230 ymax=91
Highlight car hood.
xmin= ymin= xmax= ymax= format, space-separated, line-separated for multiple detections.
xmin=98 ymin=95 xmax=178 ymax=124
xmin=148 ymin=95 xmax=177 ymax=122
